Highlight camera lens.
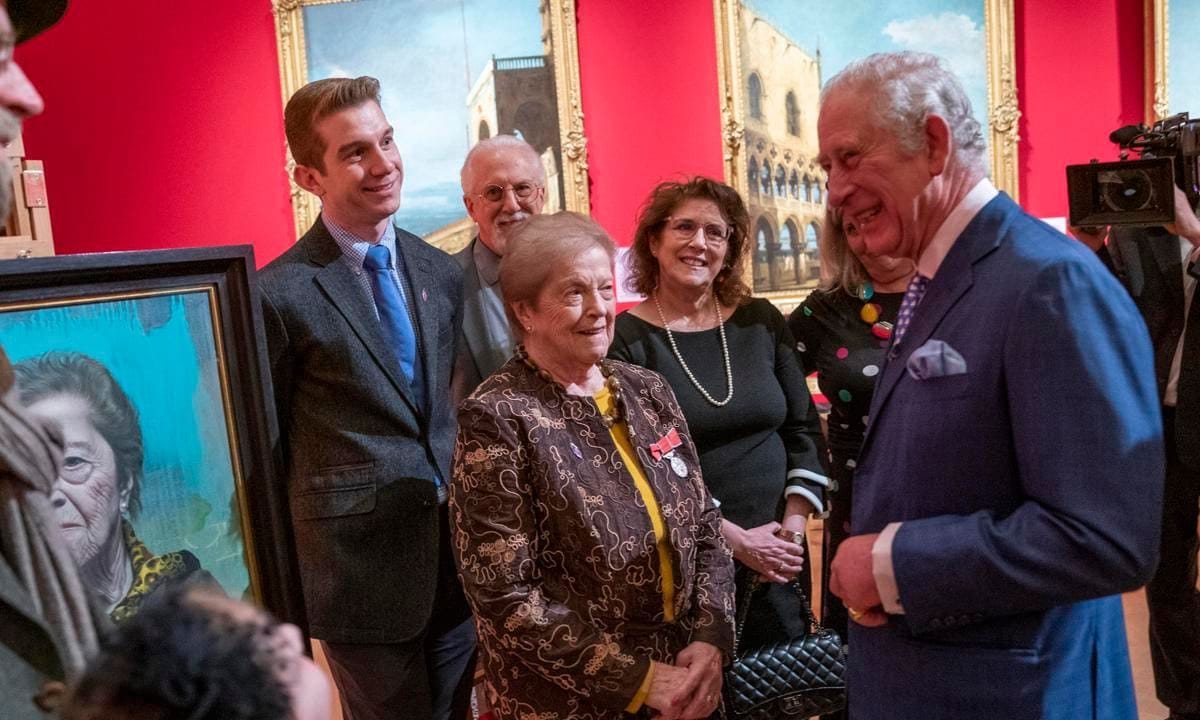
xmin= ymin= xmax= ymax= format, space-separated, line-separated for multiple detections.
xmin=1098 ymin=169 xmax=1156 ymax=212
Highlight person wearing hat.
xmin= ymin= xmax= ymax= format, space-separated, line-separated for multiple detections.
xmin=0 ymin=2 xmax=102 ymax=719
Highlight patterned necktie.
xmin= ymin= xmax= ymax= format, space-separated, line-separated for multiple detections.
xmin=363 ymin=243 xmax=424 ymax=410
xmin=892 ymin=274 xmax=930 ymax=347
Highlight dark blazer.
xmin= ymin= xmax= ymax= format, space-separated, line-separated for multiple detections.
xmin=0 ymin=555 xmax=64 ymax=719
xmin=259 ymin=217 xmax=464 ymax=644
xmin=1106 ymin=228 xmax=1199 ymax=468
xmin=451 ymin=237 xmax=511 ymax=400
xmin=849 ymin=194 xmax=1163 ymax=719
xmin=451 ymin=357 xmax=735 ymax=720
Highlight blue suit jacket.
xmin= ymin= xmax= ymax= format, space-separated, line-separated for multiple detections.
xmin=849 ymin=193 xmax=1164 ymax=719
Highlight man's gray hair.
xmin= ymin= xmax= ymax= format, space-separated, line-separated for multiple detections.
xmin=822 ymin=51 xmax=987 ymax=172
xmin=460 ymin=135 xmax=545 ymax=192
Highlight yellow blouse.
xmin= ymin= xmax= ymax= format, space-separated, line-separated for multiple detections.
xmin=596 ymin=385 xmax=675 ymax=713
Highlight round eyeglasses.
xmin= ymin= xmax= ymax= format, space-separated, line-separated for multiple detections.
xmin=477 ymin=182 xmax=542 ymax=203
xmin=665 ymin=216 xmax=731 ymax=244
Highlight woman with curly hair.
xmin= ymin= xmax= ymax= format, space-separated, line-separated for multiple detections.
xmin=609 ymin=177 xmax=829 ymax=651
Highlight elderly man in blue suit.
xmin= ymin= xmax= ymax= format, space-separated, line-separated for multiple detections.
xmin=822 ymin=52 xmax=1164 ymax=719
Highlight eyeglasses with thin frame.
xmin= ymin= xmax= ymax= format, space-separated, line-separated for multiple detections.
xmin=476 ymin=182 xmax=543 ymax=204
xmin=665 ymin=216 xmax=731 ymax=245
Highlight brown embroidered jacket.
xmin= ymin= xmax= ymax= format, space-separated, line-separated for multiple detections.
xmin=451 ymin=357 xmax=736 ymax=720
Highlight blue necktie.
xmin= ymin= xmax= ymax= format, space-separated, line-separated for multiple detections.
xmin=363 ymin=243 xmax=424 ymax=411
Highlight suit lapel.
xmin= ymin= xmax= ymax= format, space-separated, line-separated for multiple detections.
xmin=305 ymin=223 xmax=422 ymax=417
xmin=458 ymin=242 xmax=489 ymax=382
xmin=0 ymin=555 xmax=48 ymax=631
xmin=1148 ymin=233 xmax=1185 ymax=309
xmin=861 ymin=194 xmax=1011 ymax=454
xmin=0 ymin=554 xmax=64 ymax=678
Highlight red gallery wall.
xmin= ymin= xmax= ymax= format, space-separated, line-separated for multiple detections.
xmin=1016 ymin=0 xmax=1146 ymax=220
xmin=17 ymin=0 xmax=294 ymax=265
xmin=16 ymin=0 xmax=1147 ymax=262
xmin=575 ymin=0 xmax=725 ymax=247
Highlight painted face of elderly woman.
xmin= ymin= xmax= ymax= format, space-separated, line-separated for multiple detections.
xmin=30 ymin=391 xmax=128 ymax=565
xmin=15 ymin=352 xmax=146 ymax=615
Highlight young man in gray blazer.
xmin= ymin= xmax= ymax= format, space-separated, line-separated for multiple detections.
xmin=259 ymin=77 xmax=472 ymax=720
xmin=452 ymin=136 xmax=546 ymax=400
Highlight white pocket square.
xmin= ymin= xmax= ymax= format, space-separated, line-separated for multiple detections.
xmin=906 ymin=339 xmax=968 ymax=380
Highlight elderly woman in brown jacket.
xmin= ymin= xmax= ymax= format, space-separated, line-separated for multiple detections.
xmin=451 ymin=212 xmax=736 ymax=720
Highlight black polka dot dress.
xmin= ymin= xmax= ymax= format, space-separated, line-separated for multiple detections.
xmin=787 ymin=285 xmax=902 ymax=638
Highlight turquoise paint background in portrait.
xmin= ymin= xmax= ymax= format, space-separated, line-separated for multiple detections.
xmin=1168 ymin=1 xmax=1199 ymax=116
xmin=0 ymin=291 xmax=250 ymax=597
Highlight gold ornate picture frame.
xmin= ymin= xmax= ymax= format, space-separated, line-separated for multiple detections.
xmin=1146 ymin=0 xmax=1199 ymax=123
xmin=714 ymin=0 xmax=1019 ymax=310
xmin=273 ymin=0 xmax=589 ymax=250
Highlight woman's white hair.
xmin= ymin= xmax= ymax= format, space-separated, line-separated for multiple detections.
xmin=822 ymin=51 xmax=988 ymax=173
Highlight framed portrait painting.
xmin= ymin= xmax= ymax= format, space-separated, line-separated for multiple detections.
xmin=0 ymin=247 xmax=304 ymax=628
xmin=273 ymin=0 xmax=589 ymax=252
xmin=714 ymin=0 xmax=1018 ymax=309
xmin=1146 ymin=0 xmax=1200 ymax=121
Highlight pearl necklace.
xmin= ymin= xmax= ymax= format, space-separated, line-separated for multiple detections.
xmin=514 ymin=345 xmax=626 ymax=427
xmin=652 ymin=290 xmax=734 ymax=407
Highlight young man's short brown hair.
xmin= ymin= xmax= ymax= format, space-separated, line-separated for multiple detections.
xmin=284 ymin=76 xmax=382 ymax=172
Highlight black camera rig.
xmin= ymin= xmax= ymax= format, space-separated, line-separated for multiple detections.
xmin=1066 ymin=112 xmax=1200 ymax=227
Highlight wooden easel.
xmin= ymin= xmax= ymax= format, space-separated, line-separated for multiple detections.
xmin=0 ymin=131 xmax=53 ymax=259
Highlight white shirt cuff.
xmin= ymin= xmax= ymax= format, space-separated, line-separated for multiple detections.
xmin=871 ymin=522 xmax=905 ymax=614
xmin=786 ymin=468 xmax=831 ymax=487
xmin=783 ymin=485 xmax=825 ymax=517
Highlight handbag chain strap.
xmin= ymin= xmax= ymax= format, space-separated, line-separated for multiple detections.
xmin=731 ymin=575 xmax=828 ymax=658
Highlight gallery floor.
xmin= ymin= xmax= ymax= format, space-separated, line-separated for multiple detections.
xmin=311 ymin=518 xmax=1175 ymax=719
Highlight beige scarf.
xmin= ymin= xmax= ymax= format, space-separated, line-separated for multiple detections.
xmin=0 ymin=347 xmax=98 ymax=676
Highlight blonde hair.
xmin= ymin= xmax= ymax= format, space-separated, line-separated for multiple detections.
xmin=817 ymin=209 xmax=870 ymax=295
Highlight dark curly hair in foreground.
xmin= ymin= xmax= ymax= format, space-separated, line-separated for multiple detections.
xmin=62 ymin=583 xmax=292 ymax=720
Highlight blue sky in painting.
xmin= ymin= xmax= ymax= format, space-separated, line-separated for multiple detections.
xmin=1169 ymin=2 xmax=1200 ymax=115
xmin=745 ymin=0 xmax=990 ymax=141
xmin=304 ymin=0 xmax=543 ymax=235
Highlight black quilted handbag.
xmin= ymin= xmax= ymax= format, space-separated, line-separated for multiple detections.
xmin=721 ymin=577 xmax=847 ymax=719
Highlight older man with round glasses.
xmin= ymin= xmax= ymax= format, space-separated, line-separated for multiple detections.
xmin=452 ymin=135 xmax=547 ymax=399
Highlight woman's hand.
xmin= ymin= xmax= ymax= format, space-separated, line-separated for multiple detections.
xmin=672 ymin=641 xmax=724 ymax=719
xmin=780 ymin=495 xmax=811 ymax=544
xmin=644 ymin=642 xmax=725 ymax=720
xmin=722 ymin=519 xmax=805 ymax=583
xmin=645 ymin=662 xmax=690 ymax=720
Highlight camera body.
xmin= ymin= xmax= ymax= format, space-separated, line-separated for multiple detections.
xmin=1066 ymin=113 xmax=1200 ymax=227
